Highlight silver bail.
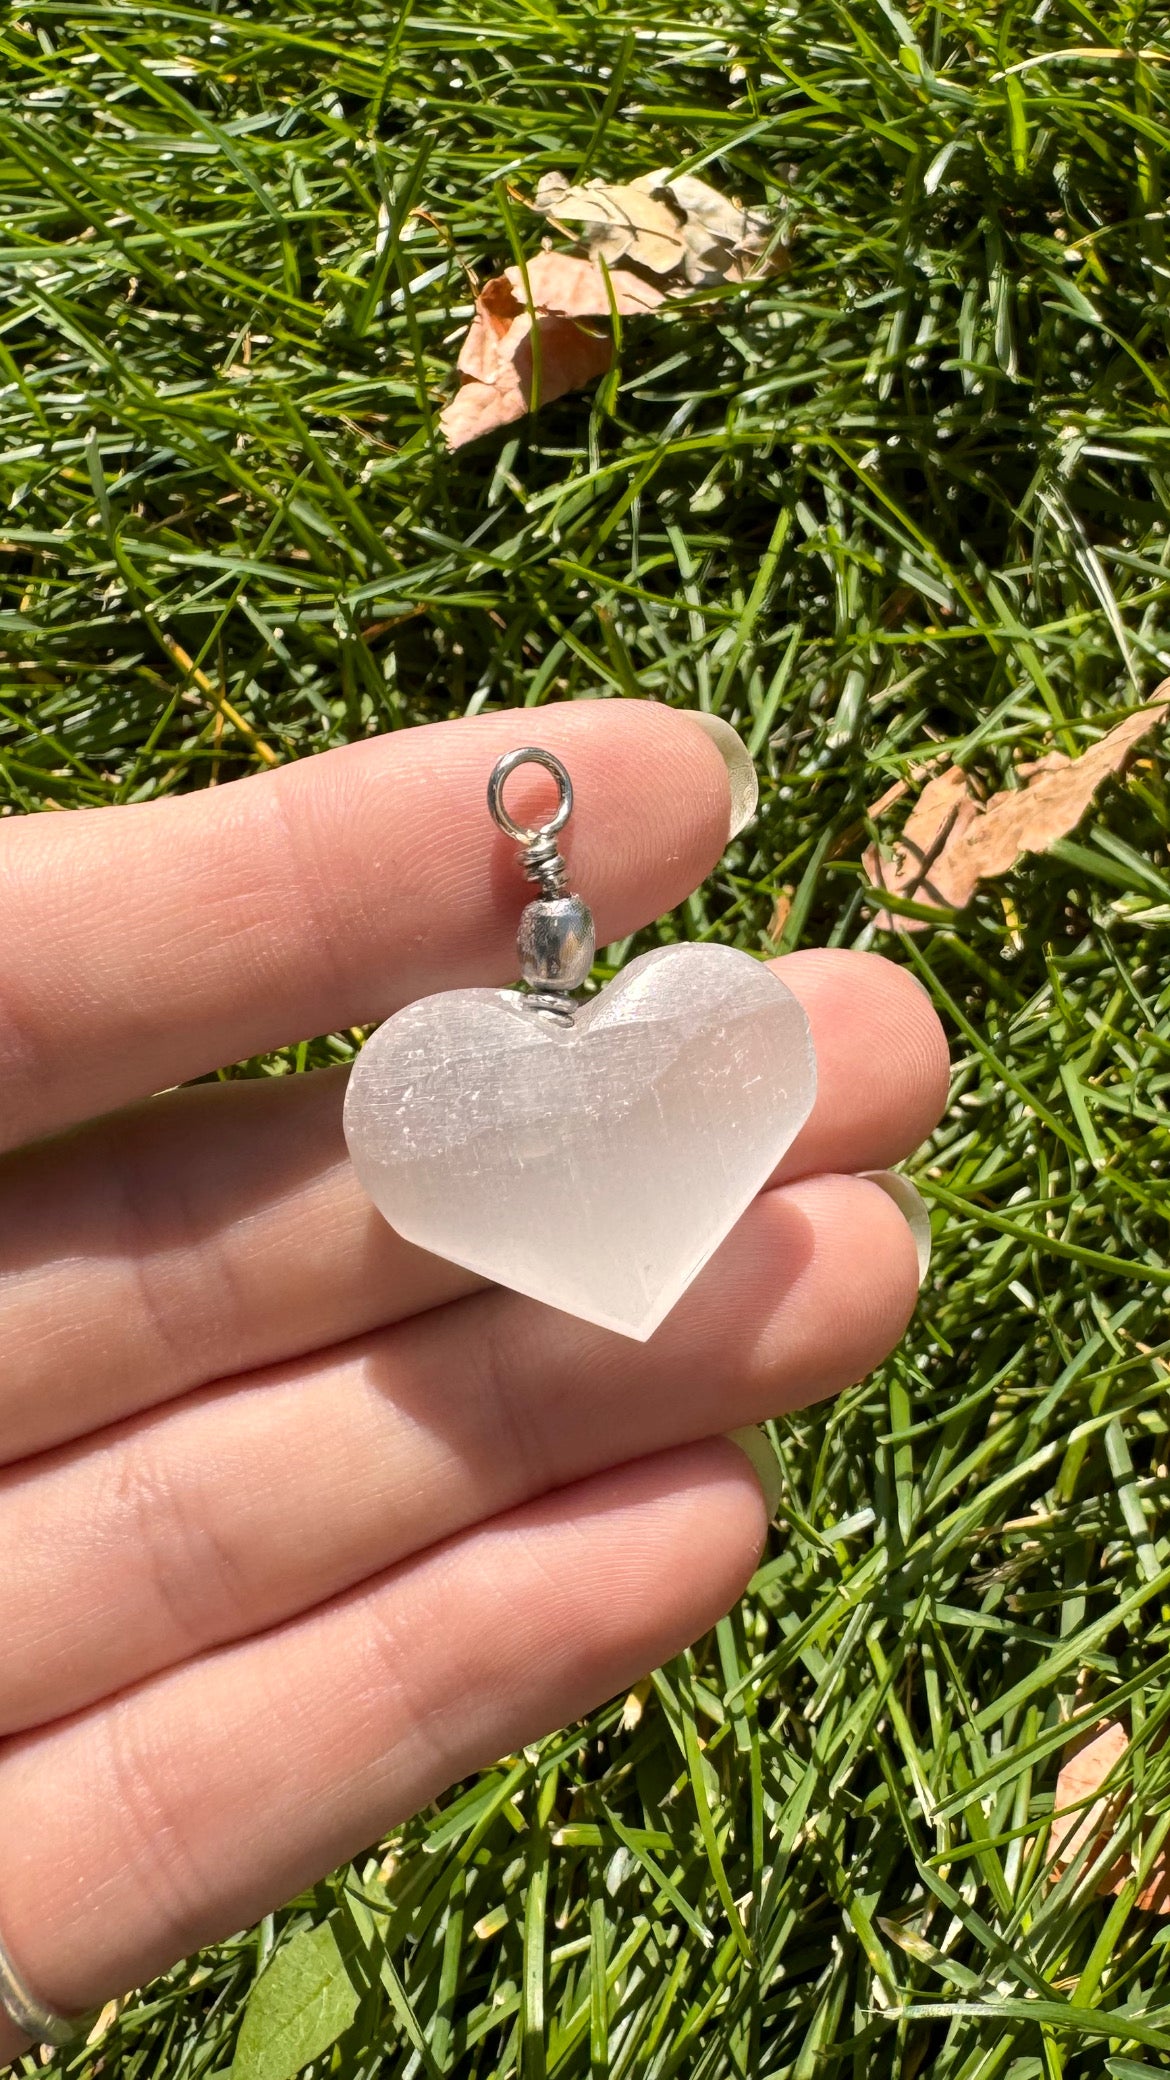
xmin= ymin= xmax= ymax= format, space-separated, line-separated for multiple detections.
xmin=487 ymin=747 xmax=596 ymax=1016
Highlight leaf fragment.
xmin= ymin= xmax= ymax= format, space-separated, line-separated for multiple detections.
xmin=440 ymin=252 xmax=663 ymax=449
xmin=864 ymin=689 xmax=1170 ymax=931
xmin=230 ymin=1921 xmax=358 ymax=2080
xmin=533 ymin=168 xmax=779 ymax=285
xmin=1050 ymin=1721 xmax=1170 ymax=1912
xmin=534 ymin=171 xmax=688 ymax=277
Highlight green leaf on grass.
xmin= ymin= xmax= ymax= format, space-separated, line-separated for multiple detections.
xmin=231 ymin=1922 xmax=358 ymax=2080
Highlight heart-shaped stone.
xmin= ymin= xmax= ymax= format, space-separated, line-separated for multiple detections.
xmin=344 ymin=943 xmax=816 ymax=1340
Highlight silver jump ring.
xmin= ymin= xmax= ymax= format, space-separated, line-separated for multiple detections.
xmin=486 ymin=747 xmax=573 ymax=845
xmin=0 ymin=1931 xmax=81 ymax=2048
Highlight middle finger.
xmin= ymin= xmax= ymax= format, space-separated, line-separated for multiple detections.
xmin=0 ymin=1170 xmax=921 ymax=1733
xmin=0 ymin=948 xmax=947 ymax=1463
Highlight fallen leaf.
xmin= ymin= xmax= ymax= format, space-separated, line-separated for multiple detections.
xmin=440 ymin=253 xmax=663 ymax=448
xmin=534 ymin=168 xmax=778 ymax=286
xmin=863 ymin=689 xmax=1170 ymax=932
xmin=863 ymin=764 xmax=982 ymax=926
xmin=442 ymin=311 xmax=610 ymax=448
xmin=1050 ymin=1721 xmax=1170 ymax=1911
xmin=535 ymin=171 xmax=688 ymax=277
xmin=443 ymin=171 xmax=777 ymax=445
xmin=660 ymin=170 xmax=778 ymax=283
xmin=867 ymin=757 xmax=947 ymax=821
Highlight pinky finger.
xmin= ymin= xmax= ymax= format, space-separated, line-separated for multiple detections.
xmin=0 ymin=1437 xmax=772 ymax=2048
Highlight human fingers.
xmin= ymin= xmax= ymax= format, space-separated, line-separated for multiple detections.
xmin=0 ymin=701 xmax=736 ymax=1153
xmin=0 ymin=1441 xmax=770 ymax=2043
xmin=0 ymin=951 xmax=945 ymax=1462
xmin=766 ymin=947 xmax=948 ymax=1178
xmin=0 ymin=1174 xmax=919 ymax=1732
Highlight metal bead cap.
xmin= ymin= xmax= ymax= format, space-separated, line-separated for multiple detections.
xmin=518 ymin=893 xmax=595 ymax=991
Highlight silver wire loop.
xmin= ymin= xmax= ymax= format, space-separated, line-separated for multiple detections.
xmin=487 ymin=746 xmax=592 ymax=1024
xmin=0 ymin=1931 xmax=82 ymax=2048
xmin=486 ymin=746 xmax=574 ymax=845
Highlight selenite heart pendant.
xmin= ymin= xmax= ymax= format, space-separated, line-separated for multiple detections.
xmin=344 ymin=939 xmax=816 ymax=1339
xmin=344 ymin=741 xmax=818 ymax=1339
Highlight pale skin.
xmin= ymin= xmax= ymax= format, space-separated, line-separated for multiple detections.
xmin=0 ymin=701 xmax=949 ymax=2057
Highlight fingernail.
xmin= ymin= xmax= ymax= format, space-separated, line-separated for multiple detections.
xmin=725 ymin=1425 xmax=783 ymax=1520
xmin=861 ymin=1170 xmax=932 ymax=1286
xmin=687 ymin=714 xmax=759 ymax=839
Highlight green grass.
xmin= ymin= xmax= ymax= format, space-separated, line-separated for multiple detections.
xmin=4 ymin=0 xmax=1170 ymax=2072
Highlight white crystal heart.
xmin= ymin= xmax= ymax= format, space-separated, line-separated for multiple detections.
xmin=343 ymin=943 xmax=816 ymax=1341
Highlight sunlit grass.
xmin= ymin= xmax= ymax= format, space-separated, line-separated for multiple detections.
xmin=4 ymin=0 xmax=1170 ymax=2072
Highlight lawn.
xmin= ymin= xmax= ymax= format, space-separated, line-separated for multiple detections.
xmin=3 ymin=0 xmax=1170 ymax=2073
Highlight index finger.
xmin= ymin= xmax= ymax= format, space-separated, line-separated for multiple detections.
xmin=0 ymin=702 xmax=735 ymax=1152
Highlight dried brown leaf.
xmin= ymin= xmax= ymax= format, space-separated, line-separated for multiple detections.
xmin=533 ymin=169 xmax=779 ymax=286
xmin=504 ymin=251 xmax=665 ymax=321
xmin=535 ymin=172 xmax=688 ymax=277
xmin=656 ymin=170 xmax=778 ymax=283
xmin=442 ymin=161 xmax=777 ymax=446
xmin=1050 ymin=1721 xmax=1170 ymax=1912
xmin=864 ymin=688 xmax=1170 ymax=933
xmin=862 ymin=765 xmax=982 ymax=929
xmin=440 ymin=255 xmax=663 ymax=449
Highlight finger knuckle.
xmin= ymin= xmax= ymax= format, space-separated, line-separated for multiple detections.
xmin=112 ymin=1424 xmax=252 ymax=1661
xmin=97 ymin=1703 xmax=208 ymax=1951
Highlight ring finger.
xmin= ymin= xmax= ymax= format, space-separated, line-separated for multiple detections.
xmin=0 ymin=1439 xmax=781 ymax=2049
xmin=0 ymin=1170 xmax=920 ymax=1734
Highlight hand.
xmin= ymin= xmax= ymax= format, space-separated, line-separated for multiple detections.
xmin=0 ymin=701 xmax=947 ymax=2053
